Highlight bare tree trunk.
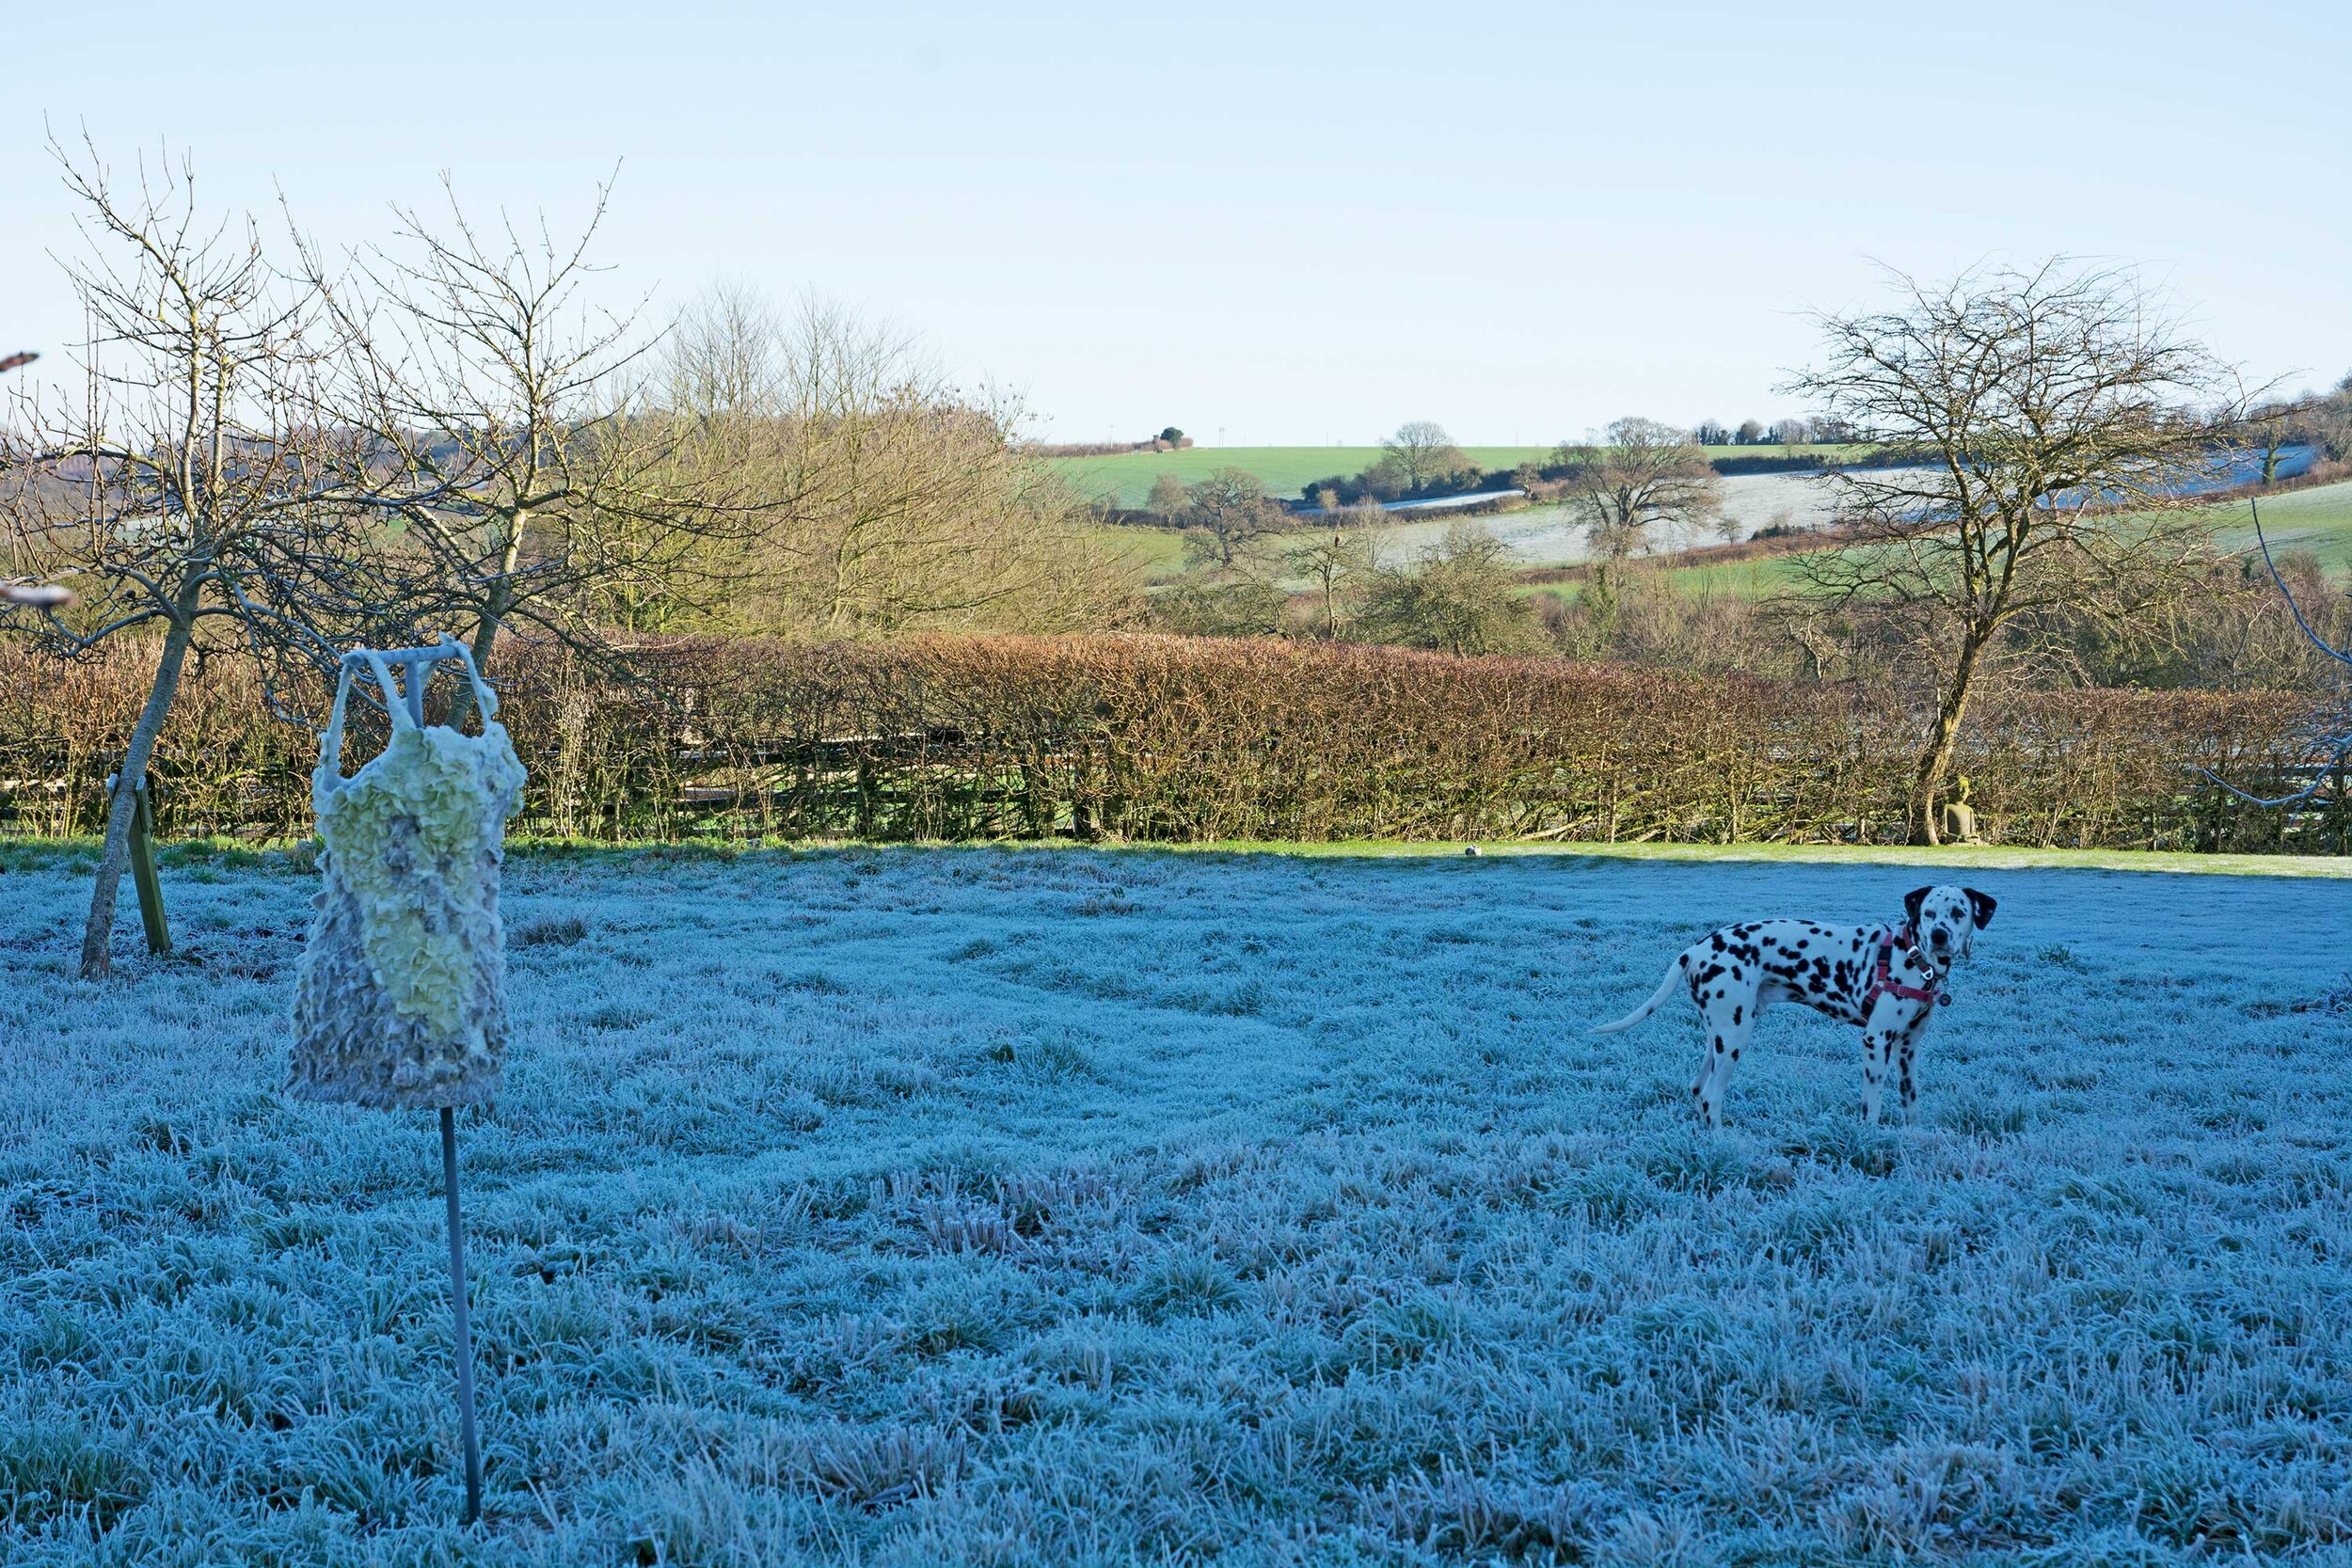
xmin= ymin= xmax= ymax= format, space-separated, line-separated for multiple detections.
xmin=82 ymin=601 xmax=199 ymax=978
xmin=467 ymin=585 xmax=506 ymax=671
xmin=1908 ymin=626 xmax=1991 ymax=846
xmin=450 ymin=525 xmax=523 ymax=729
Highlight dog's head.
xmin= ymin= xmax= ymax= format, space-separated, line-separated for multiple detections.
xmin=1902 ymin=884 xmax=1996 ymax=966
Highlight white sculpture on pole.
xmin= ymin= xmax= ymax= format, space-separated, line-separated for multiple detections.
xmin=292 ymin=639 xmax=525 ymax=1106
xmin=289 ymin=634 xmax=524 ymax=1526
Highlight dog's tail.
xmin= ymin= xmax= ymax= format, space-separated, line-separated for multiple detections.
xmin=1592 ymin=952 xmax=1687 ymax=1035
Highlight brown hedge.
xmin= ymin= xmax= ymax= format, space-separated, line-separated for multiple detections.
xmin=1 ymin=635 xmax=2341 ymax=852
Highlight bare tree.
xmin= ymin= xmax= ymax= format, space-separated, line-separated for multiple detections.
xmin=1 ymin=140 xmax=441 ymax=976
xmin=2244 ymin=397 xmax=2302 ymax=485
xmin=1560 ymin=417 xmax=1723 ymax=561
xmin=1378 ymin=420 xmax=1472 ymax=493
xmin=1182 ymin=467 xmax=1280 ymax=570
xmin=660 ymin=289 xmax=1136 ymax=635
xmin=1359 ymin=523 xmax=1540 ymax=657
xmin=1285 ymin=525 xmax=1377 ymax=640
xmin=1782 ymin=260 xmax=2248 ymax=843
xmin=303 ymin=176 xmax=756 ymax=694
xmin=1145 ymin=470 xmax=1189 ymax=519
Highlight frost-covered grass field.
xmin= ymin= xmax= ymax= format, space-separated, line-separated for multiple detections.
xmin=4 ymin=841 xmax=2350 ymax=1565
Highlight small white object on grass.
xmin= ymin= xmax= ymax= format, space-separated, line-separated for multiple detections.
xmin=1464 ymin=845 xmax=1482 ymax=857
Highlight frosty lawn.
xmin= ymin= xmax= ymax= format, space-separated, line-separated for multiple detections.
xmin=3 ymin=845 xmax=2349 ymax=1564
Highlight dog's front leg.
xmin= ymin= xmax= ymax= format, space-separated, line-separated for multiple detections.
xmin=1861 ymin=1026 xmax=1893 ymax=1125
xmin=1896 ymin=1021 xmax=1927 ymax=1124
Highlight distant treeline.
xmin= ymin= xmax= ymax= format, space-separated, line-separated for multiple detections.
xmin=5 ymin=636 xmax=2339 ymax=853
xmin=1025 ymin=428 xmax=1195 ymax=459
xmin=1295 ymin=443 xmax=1910 ymax=509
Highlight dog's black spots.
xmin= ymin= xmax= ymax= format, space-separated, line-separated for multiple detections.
xmin=1732 ymin=1005 xmax=1743 ymax=1024
xmin=1709 ymin=934 xmax=1726 ymax=952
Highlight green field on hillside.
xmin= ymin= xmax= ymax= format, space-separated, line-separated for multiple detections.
xmin=2204 ymin=480 xmax=2352 ymax=573
xmin=1518 ymin=554 xmax=1810 ymax=607
xmin=1053 ymin=444 xmax=1859 ymax=509
xmin=1084 ymin=524 xmax=1190 ymax=580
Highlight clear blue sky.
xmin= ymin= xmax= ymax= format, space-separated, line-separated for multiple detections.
xmin=7 ymin=1 xmax=2346 ymax=444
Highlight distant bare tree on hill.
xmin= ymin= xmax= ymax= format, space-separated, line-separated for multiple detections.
xmin=1146 ymin=471 xmax=1188 ymax=518
xmin=1560 ymin=417 xmax=1723 ymax=560
xmin=1183 ymin=467 xmax=1279 ymax=569
xmin=1378 ymin=420 xmax=1472 ymax=493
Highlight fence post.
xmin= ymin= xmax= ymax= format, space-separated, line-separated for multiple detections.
xmin=1072 ymin=741 xmax=1096 ymax=841
xmin=854 ymin=752 xmax=878 ymax=840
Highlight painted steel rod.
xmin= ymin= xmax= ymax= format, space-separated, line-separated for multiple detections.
xmin=440 ymin=1105 xmax=484 ymax=1524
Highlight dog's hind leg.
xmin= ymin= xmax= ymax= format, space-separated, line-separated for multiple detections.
xmin=1692 ymin=1005 xmax=1755 ymax=1129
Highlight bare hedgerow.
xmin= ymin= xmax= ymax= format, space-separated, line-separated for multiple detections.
xmin=1 ymin=633 xmax=2338 ymax=853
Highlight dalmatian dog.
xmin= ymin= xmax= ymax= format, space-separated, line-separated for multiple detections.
xmin=1592 ymin=885 xmax=1996 ymax=1128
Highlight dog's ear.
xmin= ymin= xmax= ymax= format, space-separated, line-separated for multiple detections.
xmin=1963 ymin=888 xmax=1997 ymax=929
xmin=1902 ymin=886 xmax=1931 ymax=929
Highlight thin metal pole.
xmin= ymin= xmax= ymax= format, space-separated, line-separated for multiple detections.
xmin=440 ymin=1105 xmax=484 ymax=1524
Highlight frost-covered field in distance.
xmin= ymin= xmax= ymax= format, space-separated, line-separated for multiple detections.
xmin=3 ymin=841 xmax=2350 ymax=1566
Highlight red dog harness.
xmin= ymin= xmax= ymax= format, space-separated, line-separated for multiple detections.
xmin=1864 ymin=925 xmax=1949 ymax=1016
